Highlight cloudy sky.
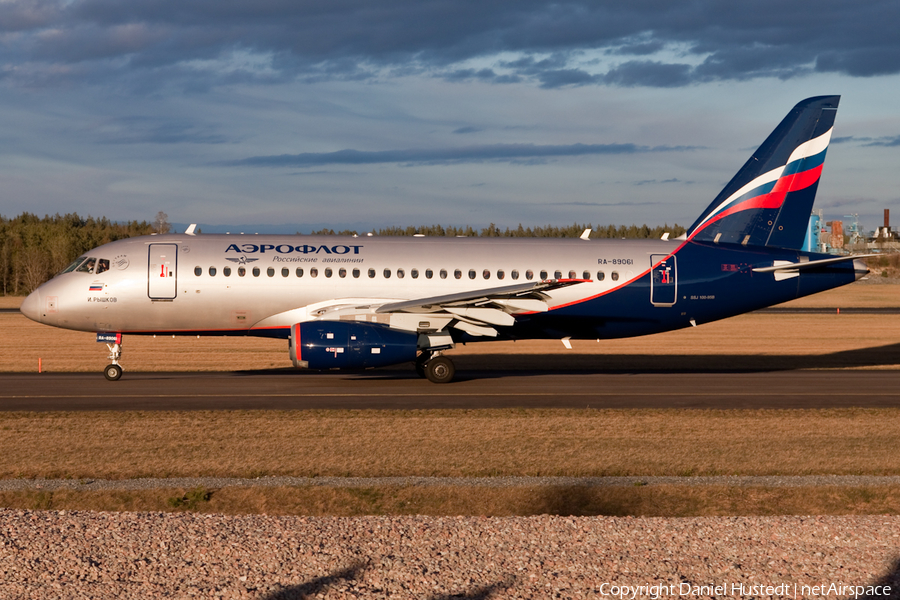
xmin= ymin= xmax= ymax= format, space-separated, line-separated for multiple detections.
xmin=2 ymin=0 xmax=899 ymax=232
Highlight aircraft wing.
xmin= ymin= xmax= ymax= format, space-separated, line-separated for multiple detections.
xmin=250 ymin=279 xmax=590 ymax=339
xmin=375 ymin=278 xmax=588 ymax=314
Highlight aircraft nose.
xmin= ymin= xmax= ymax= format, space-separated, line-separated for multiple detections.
xmin=20 ymin=289 xmax=41 ymax=322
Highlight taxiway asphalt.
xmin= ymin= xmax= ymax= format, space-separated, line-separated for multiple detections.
xmin=1 ymin=369 xmax=898 ymax=410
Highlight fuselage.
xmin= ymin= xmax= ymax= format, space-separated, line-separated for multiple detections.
xmin=20 ymin=232 xmax=864 ymax=342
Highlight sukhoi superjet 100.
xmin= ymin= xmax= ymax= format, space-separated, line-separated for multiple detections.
xmin=21 ymin=96 xmax=870 ymax=383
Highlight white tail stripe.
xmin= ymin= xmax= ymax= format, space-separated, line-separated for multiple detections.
xmin=690 ymin=127 xmax=833 ymax=236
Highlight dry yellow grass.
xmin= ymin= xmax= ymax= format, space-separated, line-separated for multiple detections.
xmin=3 ymin=484 xmax=899 ymax=517
xmin=3 ymin=283 xmax=900 ymax=516
xmin=1 ymin=409 xmax=899 ymax=479
xmin=3 ymin=282 xmax=900 ymax=373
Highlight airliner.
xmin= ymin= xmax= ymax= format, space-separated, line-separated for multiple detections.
xmin=20 ymin=96 xmax=870 ymax=382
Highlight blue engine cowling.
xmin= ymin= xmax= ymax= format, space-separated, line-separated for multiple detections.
xmin=289 ymin=321 xmax=418 ymax=370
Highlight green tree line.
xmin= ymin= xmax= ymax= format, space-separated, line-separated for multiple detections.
xmin=312 ymin=222 xmax=686 ymax=239
xmin=1 ymin=213 xmax=685 ymax=295
xmin=0 ymin=213 xmax=153 ymax=295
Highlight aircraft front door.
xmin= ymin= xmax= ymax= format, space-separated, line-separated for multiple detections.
xmin=650 ymin=254 xmax=676 ymax=306
xmin=148 ymin=243 xmax=177 ymax=299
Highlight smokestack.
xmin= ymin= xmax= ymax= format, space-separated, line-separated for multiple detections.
xmin=886 ymin=208 xmax=890 ymax=229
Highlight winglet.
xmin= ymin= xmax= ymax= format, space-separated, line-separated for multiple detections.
xmin=185 ymin=224 xmax=197 ymax=236
xmin=580 ymin=229 xmax=591 ymax=240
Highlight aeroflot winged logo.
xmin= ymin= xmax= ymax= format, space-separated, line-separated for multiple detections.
xmin=225 ymin=243 xmax=364 ymax=255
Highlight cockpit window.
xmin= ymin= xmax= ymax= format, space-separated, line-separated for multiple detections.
xmin=96 ymin=259 xmax=110 ymax=274
xmin=76 ymin=257 xmax=97 ymax=273
xmin=60 ymin=256 xmax=88 ymax=274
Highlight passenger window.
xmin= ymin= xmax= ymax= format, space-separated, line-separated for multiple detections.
xmin=397 ymin=269 xmax=405 ymax=279
xmin=194 ymin=266 xmax=202 ymax=276
xmin=554 ymin=270 xmax=562 ymax=279
xmin=569 ymin=270 xmax=577 ymax=279
xmin=525 ymin=270 xmax=533 ymax=280
xmin=411 ymin=269 xmax=419 ymax=279
xmin=368 ymin=269 xmax=376 ymax=278
xmin=454 ymin=269 xmax=461 ymax=279
xmin=352 ymin=269 xmax=360 ymax=278
xmin=482 ymin=269 xmax=490 ymax=279
xmin=597 ymin=271 xmax=605 ymax=281
xmin=426 ymin=269 xmax=433 ymax=279
xmin=209 ymin=267 xmax=217 ymax=276
xmin=440 ymin=269 xmax=447 ymax=279
xmin=540 ymin=270 xmax=548 ymax=280
xmin=223 ymin=267 xmax=231 ymax=277
xmin=511 ymin=270 xmax=519 ymax=280
xmin=325 ymin=268 xmax=333 ymax=278
xmin=468 ymin=269 xmax=476 ymax=279
xmin=238 ymin=267 xmax=246 ymax=277
xmin=384 ymin=269 xmax=391 ymax=279
xmin=583 ymin=270 xmax=590 ymax=280
xmin=252 ymin=267 xmax=260 ymax=277
xmin=310 ymin=268 xmax=318 ymax=278
xmin=296 ymin=268 xmax=304 ymax=277
xmin=611 ymin=271 xmax=619 ymax=281
xmin=267 ymin=267 xmax=275 ymax=277
xmin=96 ymin=259 xmax=110 ymax=274
xmin=497 ymin=270 xmax=504 ymax=280
xmin=282 ymin=268 xmax=289 ymax=277
xmin=339 ymin=268 xmax=347 ymax=278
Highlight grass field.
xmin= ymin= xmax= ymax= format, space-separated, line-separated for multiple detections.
xmin=2 ymin=282 xmax=899 ymax=516
xmin=5 ymin=484 xmax=900 ymax=517
xmin=2 ymin=409 xmax=899 ymax=479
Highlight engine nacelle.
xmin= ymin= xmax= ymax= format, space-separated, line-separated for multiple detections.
xmin=289 ymin=321 xmax=418 ymax=370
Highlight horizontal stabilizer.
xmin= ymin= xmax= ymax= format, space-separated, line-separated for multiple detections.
xmin=752 ymin=254 xmax=877 ymax=273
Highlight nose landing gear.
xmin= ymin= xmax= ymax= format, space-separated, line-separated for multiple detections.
xmin=98 ymin=333 xmax=124 ymax=381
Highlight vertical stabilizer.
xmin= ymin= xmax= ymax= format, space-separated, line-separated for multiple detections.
xmin=687 ymin=96 xmax=839 ymax=249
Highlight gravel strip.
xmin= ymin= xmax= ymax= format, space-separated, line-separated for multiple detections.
xmin=3 ymin=475 xmax=900 ymax=491
xmin=0 ymin=510 xmax=897 ymax=599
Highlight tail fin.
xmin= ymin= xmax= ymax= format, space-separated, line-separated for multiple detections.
xmin=687 ymin=95 xmax=839 ymax=249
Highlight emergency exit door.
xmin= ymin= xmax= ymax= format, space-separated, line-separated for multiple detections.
xmin=650 ymin=254 xmax=676 ymax=306
xmin=148 ymin=244 xmax=177 ymax=299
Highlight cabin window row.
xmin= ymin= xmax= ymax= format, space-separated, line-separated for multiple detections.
xmin=193 ymin=266 xmax=621 ymax=281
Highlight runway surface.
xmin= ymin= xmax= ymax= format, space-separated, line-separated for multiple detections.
xmin=2 ymin=369 xmax=898 ymax=410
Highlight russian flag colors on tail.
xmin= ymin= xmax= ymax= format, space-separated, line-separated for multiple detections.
xmin=687 ymin=96 xmax=839 ymax=249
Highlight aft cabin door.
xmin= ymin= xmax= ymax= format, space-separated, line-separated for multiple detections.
xmin=148 ymin=244 xmax=177 ymax=299
xmin=650 ymin=254 xmax=676 ymax=306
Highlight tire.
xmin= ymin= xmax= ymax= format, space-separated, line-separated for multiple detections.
xmin=425 ymin=356 xmax=455 ymax=384
xmin=104 ymin=364 xmax=123 ymax=381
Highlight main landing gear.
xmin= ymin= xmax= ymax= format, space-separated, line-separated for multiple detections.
xmin=415 ymin=352 xmax=456 ymax=384
xmin=104 ymin=340 xmax=124 ymax=381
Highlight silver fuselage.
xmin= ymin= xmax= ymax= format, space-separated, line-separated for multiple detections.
xmin=22 ymin=233 xmax=679 ymax=336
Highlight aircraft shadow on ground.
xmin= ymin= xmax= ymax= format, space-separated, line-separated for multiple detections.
xmin=240 ymin=549 xmax=898 ymax=599
xmin=860 ymin=556 xmax=900 ymax=600
xmin=259 ymin=560 xmax=512 ymax=600
xmin=236 ymin=341 xmax=900 ymax=379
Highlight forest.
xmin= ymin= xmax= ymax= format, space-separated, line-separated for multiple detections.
xmin=0 ymin=213 xmax=686 ymax=295
xmin=0 ymin=213 xmax=154 ymax=296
